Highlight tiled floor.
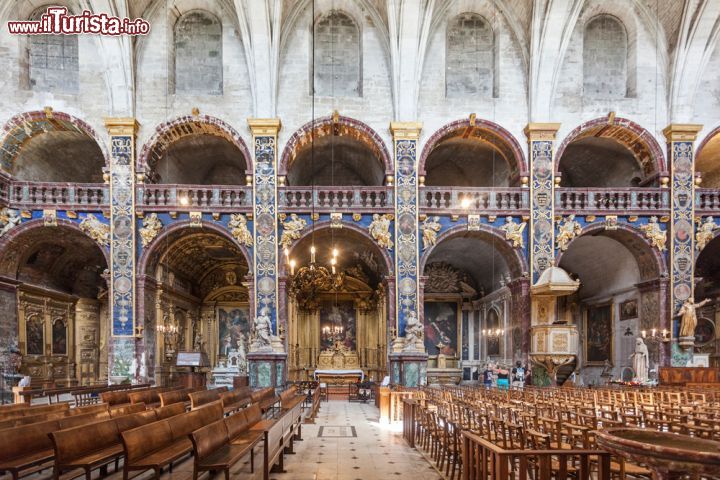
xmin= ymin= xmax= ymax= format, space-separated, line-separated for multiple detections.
xmin=6 ymin=400 xmax=441 ymax=480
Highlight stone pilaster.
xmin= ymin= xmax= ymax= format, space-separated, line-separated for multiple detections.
xmin=247 ymin=118 xmax=284 ymax=388
xmin=389 ymin=122 xmax=426 ymax=386
xmin=105 ymin=118 xmax=139 ymax=381
xmin=524 ymin=123 xmax=561 ymax=284
xmin=663 ymin=124 xmax=702 ymax=364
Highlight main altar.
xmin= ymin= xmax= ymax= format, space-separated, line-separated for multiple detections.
xmin=311 ymin=341 xmax=364 ymax=384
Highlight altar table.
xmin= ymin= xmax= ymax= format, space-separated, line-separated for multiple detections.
xmin=313 ymin=369 xmax=364 ymax=384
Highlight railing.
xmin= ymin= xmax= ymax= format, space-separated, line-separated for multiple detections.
xmin=10 ymin=182 xmax=107 ymax=209
xmin=462 ymin=430 xmax=611 ymax=480
xmin=420 ymin=187 xmax=529 ymax=213
xmin=555 ymin=188 xmax=669 ymax=214
xmin=278 ymin=186 xmax=393 ymax=212
xmin=696 ymin=188 xmax=720 ymax=213
xmin=0 ymin=174 xmax=10 ymax=207
xmin=139 ymin=184 xmax=252 ymax=210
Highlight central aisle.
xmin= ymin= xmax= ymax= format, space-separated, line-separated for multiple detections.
xmin=279 ymin=400 xmax=443 ymax=480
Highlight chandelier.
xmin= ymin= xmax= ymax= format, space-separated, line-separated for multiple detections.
xmin=287 ymin=246 xmax=344 ymax=310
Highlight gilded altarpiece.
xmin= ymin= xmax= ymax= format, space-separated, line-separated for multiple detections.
xmin=17 ymin=289 xmax=76 ymax=385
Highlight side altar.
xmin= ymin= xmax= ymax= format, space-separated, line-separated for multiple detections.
xmin=312 ymin=341 xmax=365 ymax=384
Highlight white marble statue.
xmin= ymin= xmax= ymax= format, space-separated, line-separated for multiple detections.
xmin=139 ymin=353 xmax=147 ymax=380
xmin=0 ymin=208 xmax=21 ymax=238
xmin=129 ymin=357 xmax=138 ymax=381
xmin=630 ymin=337 xmax=649 ymax=383
xmin=251 ymin=308 xmax=273 ymax=351
xmin=403 ymin=310 xmax=423 ymax=351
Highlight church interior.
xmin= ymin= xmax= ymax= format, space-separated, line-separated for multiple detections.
xmin=1 ymin=0 xmax=720 ymax=479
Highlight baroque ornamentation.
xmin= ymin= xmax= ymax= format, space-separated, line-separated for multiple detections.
xmin=556 ymin=215 xmax=582 ymax=251
xmin=369 ymin=213 xmax=393 ymax=250
xmin=500 ymin=216 xmax=526 ymax=248
xmin=421 ymin=216 xmax=441 ymax=250
xmin=80 ymin=214 xmax=110 ymax=247
xmin=640 ymin=216 xmax=667 ymax=251
xmin=530 ymin=137 xmax=554 ymax=282
xmin=330 ymin=212 xmax=342 ymax=228
xmin=279 ymin=213 xmax=306 ymax=249
xmin=0 ymin=208 xmax=21 ymax=237
xmin=424 ymin=262 xmax=476 ymax=296
xmin=696 ymin=216 xmax=718 ymax=251
xmin=139 ymin=213 xmax=162 ymax=247
xmin=43 ymin=209 xmax=57 ymax=227
xmin=467 ymin=214 xmax=481 ymax=231
xmin=189 ymin=211 xmax=202 ymax=227
xmin=228 ymin=213 xmax=253 ymax=247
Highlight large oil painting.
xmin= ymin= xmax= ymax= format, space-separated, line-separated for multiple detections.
xmin=26 ymin=317 xmax=44 ymax=355
xmin=585 ymin=303 xmax=613 ymax=365
xmin=320 ymin=300 xmax=356 ymax=351
xmin=424 ymin=301 xmax=458 ymax=356
xmin=218 ymin=306 xmax=250 ymax=356
xmin=52 ymin=320 xmax=67 ymax=355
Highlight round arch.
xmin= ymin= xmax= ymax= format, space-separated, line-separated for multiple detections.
xmin=695 ymin=125 xmax=720 ymax=188
xmin=419 ymin=118 xmax=528 ymax=182
xmin=278 ymin=220 xmax=393 ymax=277
xmin=0 ymin=218 xmax=110 ymax=280
xmin=137 ymin=115 xmax=252 ymax=183
xmin=420 ymin=223 xmax=529 ymax=281
xmin=137 ymin=220 xmax=252 ymax=279
xmin=0 ymin=110 xmax=108 ymax=176
xmin=555 ymin=116 xmax=666 ymax=183
xmin=555 ymin=221 xmax=667 ymax=280
xmin=278 ymin=115 xmax=392 ymax=178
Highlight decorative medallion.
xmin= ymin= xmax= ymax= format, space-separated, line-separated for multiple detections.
xmin=43 ymin=209 xmax=57 ymax=227
xmin=330 ymin=212 xmax=342 ymax=228
xmin=228 ymin=213 xmax=253 ymax=247
xmin=500 ymin=216 xmax=526 ymax=248
xmin=556 ymin=215 xmax=582 ymax=251
xmin=467 ymin=214 xmax=481 ymax=231
xmin=139 ymin=213 xmax=163 ymax=247
xmin=79 ymin=213 xmax=110 ymax=247
xmin=189 ymin=211 xmax=202 ymax=227
xmin=604 ymin=215 xmax=618 ymax=230
xmin=279 ymin=213 xmax=306 ymax=249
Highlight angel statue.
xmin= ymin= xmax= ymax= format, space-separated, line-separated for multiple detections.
xmin=640 ymin=216 xmax=667 ymax=251
xmin=630 ymin=337 xmax=649 ymax=383
xmin=140 ymin=213 xmax=163 ymax=247
xmin=696 ymin=216 xmax=718 ymax=251
xmin=279 ymin=214 xmax=306 ymax=249
xmin=229 ymin=214 xmax=253 ymax=247
xmin=500 ymin=216 xmax=526 ymax=248
xmin=0 ymin=208 xmax=21 ymax=238
xmin=677 ymin=297 xmax=711 ymax=338
xmin=421 ymin=216 xmax=441 ymax=250
xmin=369 ymin=214 xmax=393 ymax=250
xmin=403 ymin=310 xmax=423 ymax=351
xmin=557 ymin=215 xmax=582 ymax=251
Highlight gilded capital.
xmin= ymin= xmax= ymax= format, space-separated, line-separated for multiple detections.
xmin=104 ymin=118 xmax=139 ymax=136
xmin=663 ymin=124 xmax=703 ymax=143
xmin=390 ymin=122 xmax=422 ymax=141
xmin=524 ymin=123 xmax=561 ymax=142
xmin=248 ymin=118 xmax=282 ymax=137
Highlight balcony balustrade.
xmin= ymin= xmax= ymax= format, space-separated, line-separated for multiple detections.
xmin=10 ymin=182 xmax=107 ymax=209
xmin=555 ymin=188 xmax=669 ymax=215
xmin=139 ymin=184 xmax=252 ymax=211
xmin=278 ymin=186 xmax=393 ymax=212
xmin=420 ymin=187 xmax=529 ymax=214
xmin=696 ymin=188 xmax=720 ymax=214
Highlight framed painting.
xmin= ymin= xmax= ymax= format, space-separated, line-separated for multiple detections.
xmin=584 ymin=303 xmax=613 ymax=365
xmin=217 ymin=306 xmax=250 ymax=356
xmin=319 ymin=300 xmax=356 ymax=351
xmin=424 ymin=301 xmax=459 ymax=357
xmin=26 ymin=317 xmax=44 ymax=355
xmin=695 ymin=318 xmax=715 ymax=346
xmin=486 ymin=308 xmax=501 ymax=356
xmin=619 ymin=299 xmax=638 ymax=321
xmin=51 ymin=319 xmax=67 ymax=355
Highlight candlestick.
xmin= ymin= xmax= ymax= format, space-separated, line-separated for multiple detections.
xmin=310 ymin=245 xmax=316 ymax=263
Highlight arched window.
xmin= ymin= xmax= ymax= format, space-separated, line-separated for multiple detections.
xmin=583 ymin=15 xmax=628 ymax=98
xmin=446 ymin=13 xmax=496 ymax=98
xmin=175 ymin=11 xmax=223 ymax=95
xmin=313 ymin=11 xmax=361 ymax=97
xmin=27 ymin=9 xmax=78 ymax=92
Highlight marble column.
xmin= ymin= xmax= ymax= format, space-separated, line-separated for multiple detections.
xmin=389 ymin=122 xmax=426 ymax=386
xmin=105 ymin=118 xmax=139 ymax=382
xmin=663 ymin=124 xmax=703 ymax=365
xmin=524 ymin=123 xmax=560 ymax=284
xmin=247 ymin=118 xmax=285 ymax=388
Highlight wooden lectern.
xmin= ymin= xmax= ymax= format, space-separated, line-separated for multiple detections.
xmin=176 ymin=352 xmax=210 ymax=388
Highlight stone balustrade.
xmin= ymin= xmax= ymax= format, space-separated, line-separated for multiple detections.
xmin=420 ymin=187 xmax=529 ymax=214
xmin=555 ymin=187 xmax=670 ymax=214
xmin=139 ymin=184 xmax=252 ymax=211
xmin=696 ymin=188 xmax=720 ymax=213
xmin=278 ymin=186 xmax=393 ymax=212
xmin=10 ymin=181 xmax=107 ymax=209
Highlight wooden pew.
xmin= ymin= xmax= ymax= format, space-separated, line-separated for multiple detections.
xmin=0 ymin=402 xmax=69 ymax=422
xmin=189 ymin=387 xmax=228 ymax=410
xmin=109 ymin=403 xmax=147 ymax=417
xmin=154 ymin=402 xmax=186 ymax=420
xmin=190 ymin=417 xmax=262 ymax=480
xmin=120 ymin=401 xmax=224 ymax=479
xmin=219 ymin=388 xmax=252 ymax=415
xmin=304 ymin=384 xmax=321 ymax=424
xmin=0 ymin=419 xmax=59 ymax=479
